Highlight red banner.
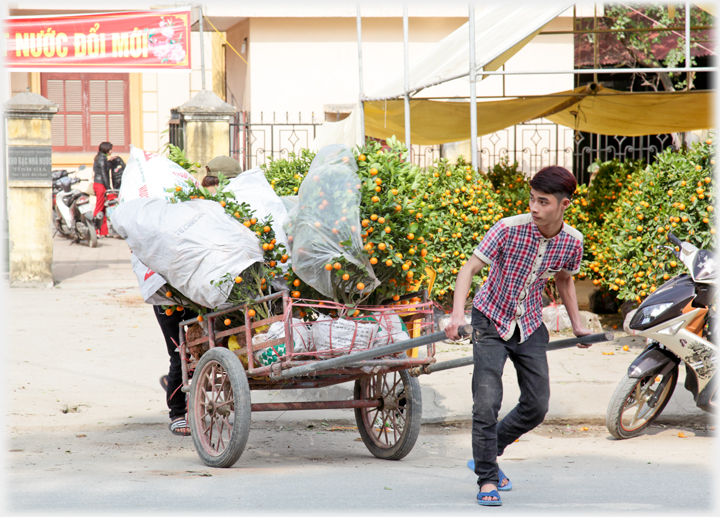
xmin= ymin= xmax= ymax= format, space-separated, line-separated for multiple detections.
xmin=5 ymin=9 xmax=191 ymax=71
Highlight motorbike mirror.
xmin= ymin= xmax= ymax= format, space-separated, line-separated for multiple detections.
xmin=77 ymin=164 xmax=86 ymax=171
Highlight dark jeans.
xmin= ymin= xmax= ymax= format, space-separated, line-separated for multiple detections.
xmin=154 ymin=305 xmax=196 ymax=421
xmin=470 ymin=307 xmax=550 ymax=489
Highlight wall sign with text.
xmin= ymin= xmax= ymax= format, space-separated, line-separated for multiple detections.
xmin=7 ymin=146 xmax=53 ymax=181
xmin=5 ymin=9 xmax=191 ymax=71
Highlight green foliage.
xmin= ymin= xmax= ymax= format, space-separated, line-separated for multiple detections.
xmin=486 ymin=158 xmax=532 ymax=217
xmin=261 ymin=149 xmax=316 ymax=196
xmin=603 ymin=3 xmax=713 ymax=90
xmin=584 ymin=138 xmax=716 ymax=303
xmin=585 ymin=159 xmax=645 ymax=223
xmin=165 ymin=144 xmax=201 ymax=173
xmin=421 ymin=157 xmax=502 ymax=308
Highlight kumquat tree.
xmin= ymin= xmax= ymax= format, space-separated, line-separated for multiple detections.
xmin=584 ymin=138 xmax=716 ymax=305
xmin=261 ymin=149 xmax=316 ymax=196
xmin=421 ymin=157 xmax=504 ymax=309
xmin=178 ymin=132 xmax=714 ymax=318
xmin=280 ymin=136 xmax=433 ymax=311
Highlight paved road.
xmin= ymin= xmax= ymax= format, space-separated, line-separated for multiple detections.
xmin=5 ymin=420 xmax=716 ymax=513
xmin=3 ymin=235 xmax=717 ymax=513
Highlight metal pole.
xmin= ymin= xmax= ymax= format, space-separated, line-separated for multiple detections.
xmin=198 ymin=5 xmax=206 ymax=91
xmin=469 ymin=3 xmax=479 ymax=171
xmin=685 ymin=0 xmax=691 ymax=72
xmin=593 ymin=3 xmax=599 ymax=84
xmin=412 ymin=332 xmax=615 ymax=376
xmin=363 ymin=66 xmax=717 ymax=102
xmin=403 ymin=4 xmax=412 ymax=155
xmin=357 ymin=4 xmax=365 ymax=145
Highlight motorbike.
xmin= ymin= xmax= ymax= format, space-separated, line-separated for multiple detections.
xmin=54 ymin=167 xmax=100 ymax=248
xmin=104 ymin=188 xmax=122 ymax=238
xmin=52 ymin=169 xmax=82 ymax=238
xmin=606 ymin=232 xmax=717 ymax=439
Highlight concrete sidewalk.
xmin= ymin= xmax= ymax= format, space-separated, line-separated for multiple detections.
xmin=4 ymin=234 xmax=709 ymax=435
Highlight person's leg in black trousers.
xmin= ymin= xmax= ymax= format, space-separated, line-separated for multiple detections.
xmin=153 ymin=305 xmax=196 ymax=435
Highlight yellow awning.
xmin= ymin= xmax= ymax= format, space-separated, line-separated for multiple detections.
xmin=546 ymin=89 xmax=714 ymax=136
xmin=364 ymin=86 xmax=714 ymax=145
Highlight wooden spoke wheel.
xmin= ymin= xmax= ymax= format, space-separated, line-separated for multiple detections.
xmin=188 ymin=347 xmax=251 ymax=468
xmin=354 ymin=369 xmax=422 ymax=460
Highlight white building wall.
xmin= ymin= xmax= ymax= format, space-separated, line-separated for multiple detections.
xmin=246 ymin=14 xmax=573 ymax=121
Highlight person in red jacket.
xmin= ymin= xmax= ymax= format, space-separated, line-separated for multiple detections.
xmin=92 ymin=142 xmax=113 ymax=237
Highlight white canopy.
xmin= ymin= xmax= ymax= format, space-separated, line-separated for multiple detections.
xmin=312 ymin=1 xmax=574 ymax=150
xmin=364 ymin=2 xmax=574 ymax=101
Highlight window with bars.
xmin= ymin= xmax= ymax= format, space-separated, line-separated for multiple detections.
xmin=41 ymin=73 xmax=129 ymax=153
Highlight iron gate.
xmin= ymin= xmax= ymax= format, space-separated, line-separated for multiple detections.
xmin=230 ymin=112 xmax=320 ymax=171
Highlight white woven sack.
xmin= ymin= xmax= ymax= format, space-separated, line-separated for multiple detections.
xmin=370 ymin=312 xmax=411 ymax=349
xmin=227 ymin=168 xmax=290 ymax=253
xmin=119 ymin=146 xmax=200 ymax=204
xmin=130 ymin=253 xmax=169 ymax=305
xmin=111 ymin=197 xmax=263 ymax=309
xmin=265 ymin=319 xmax=314 ymax=354
xmin=542 ymin=304 xmax=572 ymax=332
xmin=312 ymin=315 xmax=378 ymax=358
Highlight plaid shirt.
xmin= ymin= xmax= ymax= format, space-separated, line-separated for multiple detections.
xmin=472 ymin=213 xmax=583 ymax=342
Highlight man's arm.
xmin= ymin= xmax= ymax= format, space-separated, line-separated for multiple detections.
xmin=444 ymin=254 xmax=488 ymax=340
xmin=554 ymin=270 xmax=593 ymax=347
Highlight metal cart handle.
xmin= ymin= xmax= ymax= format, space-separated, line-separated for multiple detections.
xmin=411 ymin=330 xmax=615 ymax=376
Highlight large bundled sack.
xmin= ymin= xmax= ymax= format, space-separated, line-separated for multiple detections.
xmin=369 ymin=312 xmax=411 ymax=347
xmin=227 ymin=168 xmax=290 ymax=253
xmin=284 ymin=144 xmax=379 ymax=298
xmin=130 ymin=253 xmax=168 ymax=305
xmin=119 ymin=146 xmax=200 ymax=203
xmin=311 ymin=315 xmax=378 ymax=358
xmin=111 ymin=197 xmax=263 ymax=309
xmin=542 ymin=304 xmax=572 ymax=332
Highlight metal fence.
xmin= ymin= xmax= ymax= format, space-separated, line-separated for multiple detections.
xmin=230 ymin=112 xmax=320 ymax=171
xmin=474 ymin=119 xmax=673 ymax=184
xmin=168 ymin=109 xmax=185 ymax=151
xmin=571 ymin=132 xmax=675 ymax=185
xmin=229 ymin=112 xmax=673 ymax=181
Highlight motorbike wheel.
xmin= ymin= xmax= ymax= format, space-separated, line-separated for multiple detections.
xmin=81 ymin=216 xmax=98 ymax=248
xmin=606 ymin=367 xmax=678 ymax=439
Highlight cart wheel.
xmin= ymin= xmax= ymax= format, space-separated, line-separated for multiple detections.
xmin=354 ymin=369 xmax=422 ymax=460
xmin=188 ymin=347 xmax=251 ymax=468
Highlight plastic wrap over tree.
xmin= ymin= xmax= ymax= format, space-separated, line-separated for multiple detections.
xmin=284 ymin=144 xmax=379 ymax=303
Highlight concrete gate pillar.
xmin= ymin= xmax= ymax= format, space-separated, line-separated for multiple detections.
xmin=4 ymin=92 xmax=58 ymax=287
xmin=176 ymin=89 xmax=236 ymax=181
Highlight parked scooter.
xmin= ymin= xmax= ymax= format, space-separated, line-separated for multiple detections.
xmin=52 ymin=169 xmax=80 ymax=238
xmin=55 ymin=165 xmax=100 ymax=248
xmin=606 ymin=233 xmax=717 ymax=439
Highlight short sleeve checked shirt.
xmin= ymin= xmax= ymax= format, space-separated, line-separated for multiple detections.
xmin=473 ymin=213 xmax=583 ymax=343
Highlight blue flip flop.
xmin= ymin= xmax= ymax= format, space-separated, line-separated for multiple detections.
xmin=477 ymin=489 xmax=502 ymax=506
xmin=467 ymin=460 xmax=513 ymax=491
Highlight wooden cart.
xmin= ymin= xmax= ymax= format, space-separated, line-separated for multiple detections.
xmin=177 ymin=290 xmax=440 ymax=468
